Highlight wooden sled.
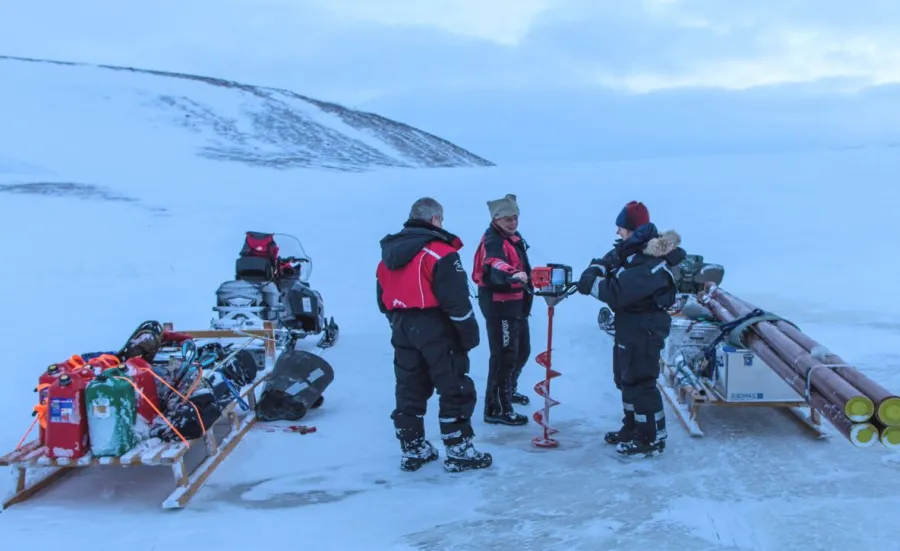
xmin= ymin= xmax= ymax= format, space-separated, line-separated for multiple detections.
xmin=0 ymin=322 xmax=278 ymax=511
xmin=658 ymin=360 xmax=825 ymax=439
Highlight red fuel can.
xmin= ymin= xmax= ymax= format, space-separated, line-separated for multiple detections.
xmin=45 ymin=373 xmax=90 ymax=459
xmin=37 ymin=364 xmax=69 ymax=402
xmin=35 ymin=364 xmax=70 ymax=444
xmin=125 ymin=357 xmax=161 ymax=423
xmin=67 ymin=366 xmax=96 ymax=388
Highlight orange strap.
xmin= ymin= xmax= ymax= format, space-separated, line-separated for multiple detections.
xmin=111 ymin=376 xmax=191 ymax=446
xmin=66 ymin=354 xmax=87 ymax=369
xmin=33 ymin=402 xmax=48 ymax=429
xmin=16 ymin=385 xmax=52 ymax=450
xmin=88 ymin=354 xmax=121 ymax=369
xmin=180 ymin=366 xmax=204 ymax=405
xmin=127 ymin=366 xmax=208 ymax=438
xmin=16 ymin=403 xmax=48 ymax=451
xmin=15 ymin=416 xmax=39 ymax=451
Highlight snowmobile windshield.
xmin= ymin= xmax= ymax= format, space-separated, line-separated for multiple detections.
xmin=273 ymin=233 xmax=313 ymax=283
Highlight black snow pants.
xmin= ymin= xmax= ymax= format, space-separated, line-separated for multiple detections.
xmin=612 ymin=311 xmax=670 ymax=443
xmin=388 ymin=310 xmax=478 ymax=446
xmin=484 ymin=315 xmax=530 ymax=413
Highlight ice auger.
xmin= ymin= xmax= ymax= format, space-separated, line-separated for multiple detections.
xmin=528 ymin=264 xmax=577 ymax=448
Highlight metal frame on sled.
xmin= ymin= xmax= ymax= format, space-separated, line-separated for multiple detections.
xmin=0 ymin=321 xmax=279 ymax=511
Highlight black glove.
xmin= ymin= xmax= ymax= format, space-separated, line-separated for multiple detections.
xmin=453 ymin=317 xmax=480 ymax=351
xmin=593 ymin=249 xmax=619 ymax=274
xmin=577 ymin=265 xmax=603 ymax=295
xmin=588 ymin=261 xmax=609 ymax=278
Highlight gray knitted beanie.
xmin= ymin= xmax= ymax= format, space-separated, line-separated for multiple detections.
xmin=487 ymin=193 xmax=519 ymax=219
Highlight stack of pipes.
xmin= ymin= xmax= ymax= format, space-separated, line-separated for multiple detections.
xmin=699 ymin=283 xmax=900 ymax=449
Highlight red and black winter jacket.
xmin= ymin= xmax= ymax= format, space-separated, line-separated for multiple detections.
xmin=376 ymin=219 xmax=480 ymax=351
xmin=472 ymin=223 xmax=533 ymax=318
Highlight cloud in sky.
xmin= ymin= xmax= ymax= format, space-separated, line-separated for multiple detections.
xmin=557 ymin=0 xmax=900 ymax=91
xmin=316 ymin=0 xmax=553 ymax=46
xmin=2 ymin=0 xmax=900 ymax=100
xmin=298 ymin=0 xmax=900 ymax=93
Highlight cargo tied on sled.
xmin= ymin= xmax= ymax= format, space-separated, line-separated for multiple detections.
xmin=2 ymin=229 xmax=345 ymax=511
xmin=0 ymin=320 xmax=283 ymax=510
xmin=697 ymin=284 xmax=900 ymax=449
xmin=656 ymin=298 xmax=827 ymax=440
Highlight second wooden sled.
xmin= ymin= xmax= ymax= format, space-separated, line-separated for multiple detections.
xmin=658 ymin=359 xmax=825 ymax=439
xmin=0 ymin=322 xmax=279 ymax=511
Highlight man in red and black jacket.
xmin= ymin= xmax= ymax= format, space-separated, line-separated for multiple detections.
xmin=376 ymin=197 xmax=493 ymax=474
xmin=472 ymin=193 xmax=533 ymax=426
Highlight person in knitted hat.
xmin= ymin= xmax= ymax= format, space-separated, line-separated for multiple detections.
xmin=471 ymin=193 xmax=533 ymax=426
xmin=615 ymin=200 xmax=650 ymax=234
xmin=591 ymin=201 xmax=652 ymax=273
xmin=487 ymin=193 xmax=520 ymax=221
xmin=575 ymin=200 xmax=686 ymax=458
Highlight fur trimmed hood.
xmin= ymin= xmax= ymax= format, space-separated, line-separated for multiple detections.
xmin=642 ymin=230 xmax=681 ymax=258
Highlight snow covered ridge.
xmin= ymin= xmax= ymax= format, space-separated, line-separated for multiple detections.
xmin=0 ymin=55 xmax=494 ymax=172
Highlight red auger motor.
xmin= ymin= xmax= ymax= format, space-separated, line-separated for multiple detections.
xmin=529 ymin=264 xmax=577 ymax=448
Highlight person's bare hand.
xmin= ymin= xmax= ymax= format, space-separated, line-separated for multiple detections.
xmin=511 ymin=271 xmax=528 ymax=283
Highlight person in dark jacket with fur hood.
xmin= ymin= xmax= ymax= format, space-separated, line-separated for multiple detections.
xmin=576 ymin=201 xmax=686 ymax=457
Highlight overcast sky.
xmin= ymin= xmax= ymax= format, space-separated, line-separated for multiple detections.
xmin=3 ymin=0 xmax=899 ymax=161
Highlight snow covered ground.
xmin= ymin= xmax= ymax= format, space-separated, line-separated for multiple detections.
xmin=1 ymin=146 xmax=899 ymax=550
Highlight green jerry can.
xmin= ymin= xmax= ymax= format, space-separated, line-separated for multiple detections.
xmin=85 ymin=367 xmax=138 ymax=456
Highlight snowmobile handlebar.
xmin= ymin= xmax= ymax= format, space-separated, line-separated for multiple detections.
xmin=279 ymin=256 xmax=309 ymax=264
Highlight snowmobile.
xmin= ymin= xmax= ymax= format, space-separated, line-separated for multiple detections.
xmin=597 ymin=254 xmax=725 ymax=336
xmin=211 ymin=231 xmax=339 ymax=350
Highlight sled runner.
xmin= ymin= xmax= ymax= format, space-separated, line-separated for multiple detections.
xmin=0 ymin=322 xmax=280 ymax=511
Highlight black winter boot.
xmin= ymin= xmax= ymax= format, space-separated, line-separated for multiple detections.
xmin=616 ymin=437 xmax=665 ymax=457
xmin=616 ymin=408 xmax=666 ymax=457
xmin=440 ymin=418 xmax=492 ymax=473
xmin=511 ymin=392 xmax=530 ymax=405
xmin=604 ymin=404 xmax=636 ymax=444
xmin=396 ymin=425 xmax=439 ymax=472
xmin=484 ymin=374 xmax=528 ymax=426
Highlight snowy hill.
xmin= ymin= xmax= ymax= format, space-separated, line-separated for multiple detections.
xmin=1 ymin=148 xmax=899 ymax=549
xmin=0 ymin=55 xmax=494 ymax=175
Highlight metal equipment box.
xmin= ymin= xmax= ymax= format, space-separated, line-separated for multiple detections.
xmin=713 ymin=345 xmax=802 ymax=402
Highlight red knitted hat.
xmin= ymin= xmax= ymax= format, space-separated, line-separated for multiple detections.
xmin=615 ymin=201 xmax=650 ymax=230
